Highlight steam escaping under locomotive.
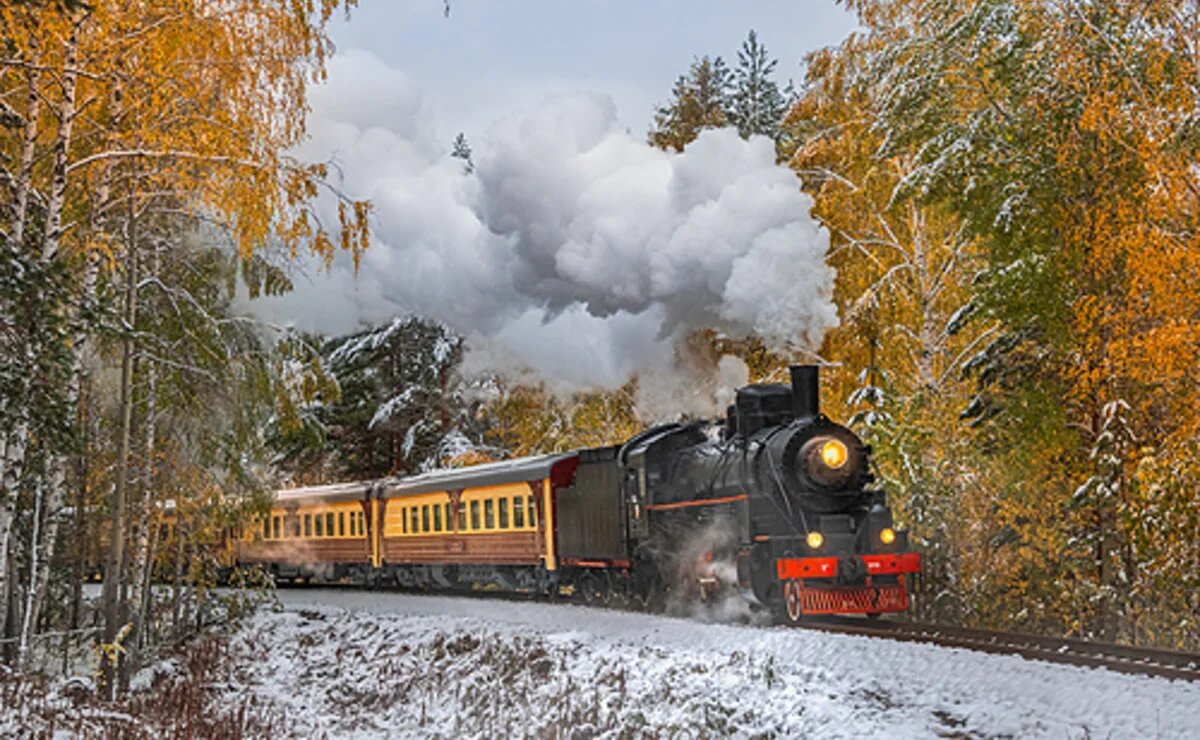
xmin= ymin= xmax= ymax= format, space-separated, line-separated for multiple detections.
xmin=228 ymin=365 xmax=921 ymax=622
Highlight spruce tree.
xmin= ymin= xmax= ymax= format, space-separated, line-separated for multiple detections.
xmin=280 ymin=318 xmax=484 ymax=480
xmin=728 ymin=30 xmax=791 ymax=143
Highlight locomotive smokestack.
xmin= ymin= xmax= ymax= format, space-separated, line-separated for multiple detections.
xmin=790 ymin=365 xmax=819 ymax=419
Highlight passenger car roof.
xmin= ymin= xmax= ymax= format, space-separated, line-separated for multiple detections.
xmin=380 ymin=453 xmax=578 ymax=497
xmin=273 ymin=480 xmax=377 ymax=506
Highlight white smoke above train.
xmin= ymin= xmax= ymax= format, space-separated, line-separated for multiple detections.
xmin=249 ymin=50 xmax=837 ymax=417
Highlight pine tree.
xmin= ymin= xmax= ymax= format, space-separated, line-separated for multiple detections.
xmin=728 ymin=30 xmax=791 ymax=142
xmin=648 ymin=56 xmax=732 ymax=152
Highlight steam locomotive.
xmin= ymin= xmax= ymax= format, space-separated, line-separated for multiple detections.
xmin=229 ymin=365 xmax=920 ymax=622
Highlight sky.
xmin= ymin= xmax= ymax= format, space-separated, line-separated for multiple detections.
xmin=325 ymin=1 xmax=859 ymax=142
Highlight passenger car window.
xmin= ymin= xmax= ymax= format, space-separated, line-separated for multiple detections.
xmin=339 ymin=511 xmax=346 ymax=537
xmin=262 ymin=518 xmax=270 ymax=540
xmin=304 ymin=514 xmax=312 ymax=537
xmin=315 ymin=514 xmax=323 ymax=537
xmin=499 ymin=498 xmax=509 ymax=529
xmin=433 ymin=504 xmax=442 ymax=532
xmin=528 ymin=496 xmax=537 ymax=528
xmin=484 ymin=499 xmax=495 ymax=529
xmin=470 ymin=500 xmax=480 ymax=530
xmin=272 ymin=516 xmax=281 ymax=540
xmin=326 ymin=513 xmax=335 ymax=537
xmin=422 ymin=505 xmax=431 ymax=533
xmin=513 ymin=497 xmax=524 ymax=528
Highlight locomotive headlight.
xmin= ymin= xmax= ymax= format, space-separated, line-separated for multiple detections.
xmin=806 ymin=531 xmax=824 ymax=549
xmin=820 ymin=439 xmax=848 ymax=469
xmin=880 ymin=527 xmax=896 ymax=545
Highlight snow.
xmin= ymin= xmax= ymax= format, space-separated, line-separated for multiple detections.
xmin=205 ymin=589 xmax=1200 ymax=739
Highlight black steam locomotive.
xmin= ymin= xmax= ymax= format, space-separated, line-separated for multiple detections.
xmin=237 ymin=365 xmax=920 ymax=622
xmin=556 ymin=364 xmax=920 ymax=621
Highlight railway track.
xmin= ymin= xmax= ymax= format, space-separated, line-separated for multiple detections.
xmin=276 ymin=584 xmax=1200 ymax=682
xmin=797 ymin=616 xmax=1200 ymax=682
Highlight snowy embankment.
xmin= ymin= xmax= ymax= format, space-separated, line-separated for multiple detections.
xmin=207 ymin=590 xmax=1200 ymax=739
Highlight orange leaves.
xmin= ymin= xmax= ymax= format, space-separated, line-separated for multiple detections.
xmin=2 ymin=1 xmax=368 ymax=266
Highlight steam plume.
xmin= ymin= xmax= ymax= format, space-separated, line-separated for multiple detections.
xmin=249 ymin=50 xmax=837 ymax=418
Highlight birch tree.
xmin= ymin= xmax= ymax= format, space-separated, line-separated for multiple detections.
xmin=0 ymin=0 xmax=370 ymax=683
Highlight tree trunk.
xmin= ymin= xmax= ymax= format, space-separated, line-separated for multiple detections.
xmin=100 ymin=188 xmax=138 ymax=701
xmin=69 ymin=400 xmax=88 ymax=631
xmin=39 ymin=15 xmax=80 ymax=265
xmin=0 ymin=422 xmax=28 ymax=646
xmin=137 ymin=507 xmax=161 ymax=650
xmin=126 ymin=347 xmax=157 ymax=676
xmin=17 ymin=478 xmax=45 ymax=667
xmin=0 ymin=505 xmax=11 ymax=652
xmin=11 ymin=67 xmax=42 ymax=246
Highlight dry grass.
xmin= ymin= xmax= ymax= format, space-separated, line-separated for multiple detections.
xmin=0 ymin=635 xmax=286 ymax=739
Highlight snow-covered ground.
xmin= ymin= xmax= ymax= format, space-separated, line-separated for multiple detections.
xmin=200 ymin=589 xmax=1200 ymax=739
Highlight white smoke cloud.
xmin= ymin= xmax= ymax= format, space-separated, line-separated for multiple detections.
xmin=248 ymin=50 xmax=838 ymax=418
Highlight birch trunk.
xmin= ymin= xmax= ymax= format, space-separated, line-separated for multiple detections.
xmin=39 ymin=17 xmax=80 ymax=265
xmin=0 ymin=422 xmax=28 ymax=645
xmin=11 ymin=67 xmax=42 ymax=245
xmin=17 ymin=479 xmax=44 ymax=666
xmin=126 ymin=346 xmax=157 ymax=673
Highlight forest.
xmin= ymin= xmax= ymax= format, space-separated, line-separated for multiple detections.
xmin=1 ymin=0 xmax=1197 ymax=706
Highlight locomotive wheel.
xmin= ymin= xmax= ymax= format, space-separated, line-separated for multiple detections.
xmin=579 ymin=575 xmax=599 ymax=604
xmin=784 ymin=580 xmax=804 ymax=622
